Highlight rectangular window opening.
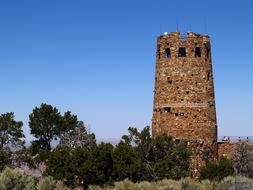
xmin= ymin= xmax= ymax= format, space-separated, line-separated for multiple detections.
xmin=195 ymin=47 xmax=201 ymax=57
xmin=163 ymin=107 xmax=171 ymax=113
xmin=178 ymin=47 xmax=186 ymax=57
xmin=165 ymin=48 xmax=171 ymax=58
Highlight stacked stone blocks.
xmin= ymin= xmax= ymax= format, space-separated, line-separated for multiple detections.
xmin=152 ymin=32 xmax=218 ymax=170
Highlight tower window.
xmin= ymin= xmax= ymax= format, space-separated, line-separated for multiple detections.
xmin=207 ymin=72 xmax=210 ymax=80
xmin=165 ymin=48 xmax=171 ymax=58
xmin=195 ymin=47 xmax=201 ymax=57
xmin=167 ymin=77 xmax=172 ymax=84
xmin=163 ymin=107 xmax=171 ymax=113
xmin=178 ymin=47 xmax=186 ymax=57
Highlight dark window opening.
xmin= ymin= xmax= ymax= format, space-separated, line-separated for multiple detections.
xmin=167 ymin=77 xmax=172 ymax=84
xmin=178 ymin=47 xmax=186 ymax=57
xmin=195 ymin=47 xmax=201 ymax=57
xmin=164 ymin=107 xmax=171 ymax=113
xmin=186 ymin=91 xmax=189 ymax=94
xmin=207 ymin=72 xmax=210 ymax=80
xmin=165 ymin=48 xmax=171 ymax=58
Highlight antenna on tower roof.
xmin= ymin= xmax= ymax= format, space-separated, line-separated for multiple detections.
xmin=176 ymin=22 xmax=179 ymax=32
xmin=204 ymin=19 xmax=207 ymax=34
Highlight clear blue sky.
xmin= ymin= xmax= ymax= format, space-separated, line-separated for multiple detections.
xmin=0 ymin=0 xmax=252 ymax=141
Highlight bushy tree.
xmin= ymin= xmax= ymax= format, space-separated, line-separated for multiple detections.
xmin=71 ymin=143 xmax=114 ymax=188
xmin=112 ymin=141 xmax=141 ymax=181
xmin=152 ymin=134 xmax=190 ymax=180
xmin=0 ymin=112 xmax=25 ymax=149
xmin=91 ymin=143 xmax=114 ymax=185
xmin=0 ymin=148 xmax=12 ymax=171
xmin=123 ymin=127 xmax=153 ymax=180
xmin=29 ymin=104 xmax=95 ymax=155
xmin=233 ymin=142 xmax=253 ymax=178
xmin=44 ymin=146 xmax=74 ymax=186
xmin=119 ymin=126 xmax=191 ymax=181
xmin=46 ymin=143 xmax=113 ymax=189
xmin=29 ymin=104 xmax=61 ymax=152
xmin=44 ymin=125 xmax=191 ymax=188
xmin=14 ymin=148 xmax=36 ymax=168
xmin=200 ymin=156 xmax=234 ymax=181
xmin=0 ymin=112 xmax=25 ymax=171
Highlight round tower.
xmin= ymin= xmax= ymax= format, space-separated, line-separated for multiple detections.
xmin=152 ymin=32 xmax=218 ymax=170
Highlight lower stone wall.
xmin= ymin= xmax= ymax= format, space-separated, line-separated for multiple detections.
xmin=217 ymin=142 xmax=237 ymax=159
xmin=188 ymin=140 xmax=217 ymax=178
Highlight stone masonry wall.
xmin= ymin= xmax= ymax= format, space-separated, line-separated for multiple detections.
xmin=217 ymin=142 xmax=237 ymax=159
xmin=152 ymin=32 xmax=218 ymax=169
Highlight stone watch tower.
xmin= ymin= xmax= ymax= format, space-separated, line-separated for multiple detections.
xmin=152 ymin=32 xmax=218 ymax=170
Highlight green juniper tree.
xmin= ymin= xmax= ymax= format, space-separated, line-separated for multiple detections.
xmin=112 ymin=140 xmax=141 ymax=181
xmin=30 ymin=104 xmax=95 ymax=154
xmin=29 ymin=104 xmax=61 ymax=152
xmin=0 ymin=112 xmax=24 ymax=149
xmin=200 ymin=156 xmax=234 ymax=181
xmin=121 ymin=126 xmax=191 ymax=181
xmin=46 ymin=143 xmax=113 ymax=190
xmin=0 ymin=112 xmax=25 ymax=170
